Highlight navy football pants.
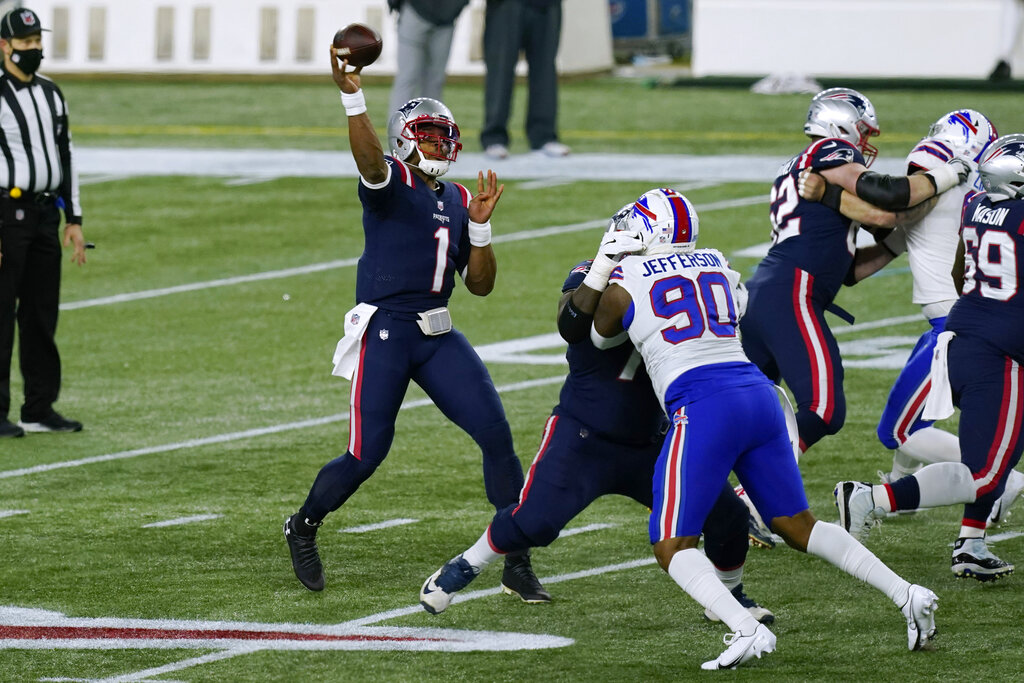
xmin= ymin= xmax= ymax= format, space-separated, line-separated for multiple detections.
xmin=302 ymin=311 xmax=524 ymax=523
xmin=741 ymin=271 xmax=846 ymax=453
xmin=487 ymin=413 xmax=751 ymax=571
xmin=949 ymin=335 xmax=1024 ymax=526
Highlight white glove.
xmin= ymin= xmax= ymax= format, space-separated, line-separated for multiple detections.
xmin=583 ymin=229 xmax=645 ymax=291
xmin=926 ymin=157 xmax=972 ymax=194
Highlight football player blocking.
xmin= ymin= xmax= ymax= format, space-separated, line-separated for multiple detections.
xmin=420 ymin=203 xmax=773 ymax=629
xmin=835 ymin=133 xmax=1024 ymax=582
xmin=582 ymin=189 xmax=936 ymax=669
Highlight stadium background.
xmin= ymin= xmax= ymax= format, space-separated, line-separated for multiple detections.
xmin=1 ymin=1 xmax=1022 ymax=680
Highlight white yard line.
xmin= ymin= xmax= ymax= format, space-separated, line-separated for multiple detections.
xmin=95 ymin=648 xmax=260 ymax=683
xmin=141 ymin=514 xmax=223 ymax=528
xmin=339 ymin=518 xmax=419 ymax=534
xmin=59 ymin=195 xmax=767 ymax=311
xmin=0 ymin=509 xmax=29 ymax=519
xmin=557 ymin=523 xmax=618 ymax=538
xmin=0 ymin=376 xmax=565 ymax=481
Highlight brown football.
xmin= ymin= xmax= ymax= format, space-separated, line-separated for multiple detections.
xmin=333 ymin=23 xmax=382 ymax=68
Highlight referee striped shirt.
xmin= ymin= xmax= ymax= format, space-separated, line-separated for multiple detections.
xmin=0 ymin=64 xmax=82 ymax=224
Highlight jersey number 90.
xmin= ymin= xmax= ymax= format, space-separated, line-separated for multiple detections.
xmin=649 ymin=272 xmax=738 ymax=344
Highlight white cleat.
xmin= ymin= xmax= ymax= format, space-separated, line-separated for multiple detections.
xmin=900 ymin=584 xmax=938 ymax=651
xmin=834 ymin=481 xmax=886 ymax=542
xmin=987 ymin=470 xmax=1024 ymax=526
xmin=419 ymin=556 xmax=479 ymax=615
xmin=700 ymin=623 xmax=776 ymax=670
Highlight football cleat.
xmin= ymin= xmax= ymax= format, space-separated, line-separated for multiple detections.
xmin=700 ymin=623 xmax=776 ymax=670
xmin=951 ymin=537 xmax=1015 ymax=582
xmin=283 ymin=514 xmax=324 ymax=592
xmin=704 ymin=584 xmax=775 ymax=625
xmin=900 ymin=584 xmax=938 ymax=651
xmin=501 ymin=551 xmax=551 ymax=603
xmin=735 ymin=485 xmax=775 ymax=549
xmin=420 ymin=555 xmax=480 ymax=615
xmin=987 ymin=470 xmax=1024 ymax=526
xmin=834 ymin=481 xmax=885 ymax=542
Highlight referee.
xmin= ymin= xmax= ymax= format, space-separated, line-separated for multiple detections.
xmin=0 ymin=7 xmax=84 ymax=437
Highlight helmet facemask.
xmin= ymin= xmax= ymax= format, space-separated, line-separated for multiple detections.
xmin=387 ymin=98 xmax=463 ymax=178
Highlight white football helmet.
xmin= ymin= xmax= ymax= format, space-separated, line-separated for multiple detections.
xmin=625 ymin=188 xmax=699 ymax=255
xmin=927 ymin=109 xmax=998 ymax=163
xmin=387 ymin=97 xmax=463 ymax=178
xmin=804 ymin=87 xmax=880 ymax=166
xmin=978 ymin=133 xmax=1024 ymax=202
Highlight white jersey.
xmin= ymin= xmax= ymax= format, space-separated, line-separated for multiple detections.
xmin=902 ymin=137 xmax=981 ymax=316
xmin=609 ymin=248 xmax=749 ymax=407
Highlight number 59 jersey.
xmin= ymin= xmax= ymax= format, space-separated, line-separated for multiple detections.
xmin=608 ymin=248 xmax=750 ymax=407
xmin=946 ymin=192 xmax=1024 ymax=360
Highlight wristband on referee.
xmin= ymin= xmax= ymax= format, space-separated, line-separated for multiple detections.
xmin=468 ymin=220 xmax=491 ymax=247
xmin=820 ymin=182 xmax=843 ymax=211
xmin=341 ymin=89 xmax=367 ymax=117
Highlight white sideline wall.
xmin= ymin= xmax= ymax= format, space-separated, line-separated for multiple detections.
xmin=23 ymin=0 xmax=613 ymax=75
xmin=693 ymin=0 xmax=1020 ymax=79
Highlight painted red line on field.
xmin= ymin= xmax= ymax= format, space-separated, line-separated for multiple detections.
xmin=0 ymin=625 xmax=442 ymax=643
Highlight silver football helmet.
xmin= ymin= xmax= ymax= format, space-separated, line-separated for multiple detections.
xmin=606 ymin=202 xmax=634 ymax=233
xmin=386 ymin=97 xmax=462 ymax=178
xmin=978 ymin=133 xmax=1024 ymax=202
xmin=927 ymin=109 xmax=998 ymax=162
xmin=624 ymin=188 xmax=699 ymax=255
xmin=804 ymin=87 xmax=880 ymax=166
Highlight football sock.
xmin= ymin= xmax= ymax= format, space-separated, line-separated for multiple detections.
xmin=897 ymin=426 xmax=960 ymax=466
xmin=914 ymin=462 xmax=976 ymax=508
xmin=958 ymin=524 xmax=985 ymax=539
xmin=889 ymin=449 xmax=921 ymax=479
xmin=715 ymin=565 xmax=743 ymax=592
xmin=462 ymin=528 xmax=502 ymax=571
xmin=806 ymin=521 xmax=910 ymax=608
xmin=668 ymin=549 xmax=759 ymax=634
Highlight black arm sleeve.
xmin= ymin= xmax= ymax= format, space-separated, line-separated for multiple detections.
xmin=854 ymin=172 xmax=912 ymax=210
xmin=557 ymin=297 xmax=593 ymax=344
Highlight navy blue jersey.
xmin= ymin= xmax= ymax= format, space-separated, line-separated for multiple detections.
xmin=751 ymin=138 xmax=864 ymax=301
xmin=555 ymin=261 xmax=667 ymax=444
xmin=355 ymin=156 xmax=473 ymax=314
xmin=946 ymin=193 xmax=1024 ymax=361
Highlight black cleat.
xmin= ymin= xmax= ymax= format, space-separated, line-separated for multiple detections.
xmin=284 ymin=513 xmax=325 ymax=591
xmin=501 ymin=551 xmax=551 ymax=603
xmin=19 ymin=412 xmax=82 ymax=433
xmin=0 ymin=419 xmax=25 ymax=438
xmin=951 ymin=537 xmax=1014 ymax=582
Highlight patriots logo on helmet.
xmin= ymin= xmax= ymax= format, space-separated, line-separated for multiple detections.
xmin=821 ymin=148 xmax=855 ymax=163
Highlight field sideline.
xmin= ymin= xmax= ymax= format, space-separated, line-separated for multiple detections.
xmin=1 ymin=78 xmax=1022 ymax=681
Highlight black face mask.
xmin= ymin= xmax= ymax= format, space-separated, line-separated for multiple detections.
xmin=11 ymin=48 xmax=42 ymax=75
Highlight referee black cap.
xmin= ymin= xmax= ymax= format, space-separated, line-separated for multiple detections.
xmin=1 ymin=8 xmax=49 ymax=39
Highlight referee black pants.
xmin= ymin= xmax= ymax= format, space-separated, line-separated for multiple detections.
xmin=0 ymin=200 xmax=62 ymax=422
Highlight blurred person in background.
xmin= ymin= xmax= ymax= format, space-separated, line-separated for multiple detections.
xmin=481 ymin=0 xmax=569 ymax=160
xmin=0 ymin=7 xmax=85 ymax=438
xmin=989 ymin=0 xmax=1024 ymax=80
xmin=387 ymin=0 xmax=470 ymax=115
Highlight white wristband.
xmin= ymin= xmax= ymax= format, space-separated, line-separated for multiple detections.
xmin=925 ymin=164 xmax=958 ymax=194
xmin=468 ymin=220 xmax=491 ymax=247
xmin=341 ymin=89 xmax=367 ymax=117
xmin=582 ymin=254 xmax=616 ymax=292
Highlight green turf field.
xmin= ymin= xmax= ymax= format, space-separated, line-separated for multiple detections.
xmin=1 ymin=75 xmax=1021 ymax=681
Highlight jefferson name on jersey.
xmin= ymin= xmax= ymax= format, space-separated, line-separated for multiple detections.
xmin=638 ymin=251 xmax=725 ymax=277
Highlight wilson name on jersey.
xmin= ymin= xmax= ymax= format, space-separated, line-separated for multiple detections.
xmin=609 ymin=249 xmax=748 ymax=406
xmin=947 ymin=193 xmax=1024 ymax=359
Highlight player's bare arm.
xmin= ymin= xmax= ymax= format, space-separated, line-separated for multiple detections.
xmin=819 ymin=158 xmax=969 ymax=210
xmin=591 ymin=284 xmax=630 ymax=349
xmin=799 ymin=168 xmax=937 ymax=228
xmin=463 ymin=170 xmax=502 ymax=296
xmin=332 ymin=48 xmax=386 ymax=184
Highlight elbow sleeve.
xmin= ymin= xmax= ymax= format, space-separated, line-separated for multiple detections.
xmin=855 ymin=172 xmax=912 ymax=210
xmin=557 ymin=298 xmax=593 ymax=344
